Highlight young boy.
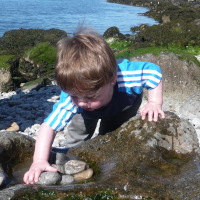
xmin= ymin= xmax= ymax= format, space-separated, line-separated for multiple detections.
xmin=23 ymin=28 xmax=165 ymax=184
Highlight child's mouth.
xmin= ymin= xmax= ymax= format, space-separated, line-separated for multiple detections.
xmin=83 ymin=107 xmax=93 ymax=111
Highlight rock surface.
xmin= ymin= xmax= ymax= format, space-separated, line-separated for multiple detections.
xmin=67 ymin=112 xmax=200 ymax=199
xmin=0 ymin=113 xmax=200 ymax=199
xmin=131 ymin=53 xmax=200 ymax=114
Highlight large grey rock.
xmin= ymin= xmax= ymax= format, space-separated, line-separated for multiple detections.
xmin=0 ymin=131 xmax=35 ymax=189
xmin=1 ymin=112 xmax=200 ymax=200
xmin=179 ymin=93 xmax=200 ymax=121
xmin=131 ymin=53 xmax=200 ymax=114
xmin=67 ymin=112 xmax=200 ymax=199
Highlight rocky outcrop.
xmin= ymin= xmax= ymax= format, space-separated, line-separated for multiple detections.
xmin=103 ymin=26 xmax=126 ymax=39
xmin=1 ymin=112 xmax=200 ymax=199
xmin=131 ymin=52 xmax=200 ymax=114
xmin=0 ymin=29 xmax=66 ymax=92
xmin=0 ymin=28 xmax=66 ymax=55
xmin=0 ymin=131 xmax=35 ymax=190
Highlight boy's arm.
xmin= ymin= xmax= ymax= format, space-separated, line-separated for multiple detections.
xmin=23 ymin=122 xmax=58 ymax=184
xmin=140 ymin=80 xmax=165 ymax=121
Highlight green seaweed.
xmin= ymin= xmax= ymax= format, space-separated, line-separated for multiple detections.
xmin=24 ymin=42 xmax=56 ymax=68
xmin=0 ymin=55 xmax=15 ymax=69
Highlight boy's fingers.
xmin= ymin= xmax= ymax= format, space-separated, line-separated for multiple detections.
xmin=159 ymin=110 xmax=165 ymax=119
xmin=148 ymin=110 xmax=153 ymax=121
xmin=45 ymin=165 xmax=58 ymax=172
xmin=34 ymin=171 xmax=42 ymax=183
xmin=27 ymin=172 xmax=35 ymax=184
xmin=23 ymin=172 xmax=29 ymax=184
xmin=153 ymin=111 xmax=158 ymax=122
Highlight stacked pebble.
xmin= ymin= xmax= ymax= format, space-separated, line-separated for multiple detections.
xmin=37 ymin=152 xmax=93 ymax=185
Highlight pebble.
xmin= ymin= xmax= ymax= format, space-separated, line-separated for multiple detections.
xmin=6 ymin=122 xmax=20 ymax=132
xmin=74 ymin=168 xmax=94 ymax=181
xmin=37 ymin=172 xmax=62 ymax=185
xmin=60 ymin=175 xmax=74 ymax=185
xmin=0 ymin=84 xmax=66 ymax=148
xmin=64 ymin=160 xmax=87 ymax=175
xmin=38 ymin=154 xmax=92 ymax=185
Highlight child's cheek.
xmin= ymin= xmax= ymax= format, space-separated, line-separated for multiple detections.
xmin=90 ymin=101 xmax=102 ymax=109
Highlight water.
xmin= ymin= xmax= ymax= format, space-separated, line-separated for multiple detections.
xmin=0 ymin=0 xmax=158 ymax=37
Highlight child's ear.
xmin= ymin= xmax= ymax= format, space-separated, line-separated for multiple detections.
xmin=111 ymin=75 xmax=117 ymax=86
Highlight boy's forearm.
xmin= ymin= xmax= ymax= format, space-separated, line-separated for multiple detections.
xmin=33 ymin=122 xmax=55 ymax=162
xmin=147 ymin=80 xmax=163 ymax=106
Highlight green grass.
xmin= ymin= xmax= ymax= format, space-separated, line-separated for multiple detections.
xmin=0 ymin=55 xmax=15 ymax=69
xmin=107 ymin=39 xmax=200 ymax=67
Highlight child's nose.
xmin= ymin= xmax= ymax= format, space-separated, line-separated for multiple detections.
xmin=77 ymin=98 xmax=88 ymax=107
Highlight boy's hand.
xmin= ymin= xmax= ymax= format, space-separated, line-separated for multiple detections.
xmin=23 ymin=160 xmax=58 ymax=184
xmin=140 ymin=102 xmax=165 ymax=122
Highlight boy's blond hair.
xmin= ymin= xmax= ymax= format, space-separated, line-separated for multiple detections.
xmin=55 ymin=28 xmax=117 ymax=94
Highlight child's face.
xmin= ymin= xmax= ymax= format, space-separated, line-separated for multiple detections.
xmin=69 ymin=80 xmax=116 ymax=111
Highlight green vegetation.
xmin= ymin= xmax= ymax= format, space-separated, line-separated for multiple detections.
xmin=24 ymin=42 xmax=56 ymax=67
xmin=18 ymin=188 xmax=119 ymax=200
xmin=17 ymin=187 xmax=154 ymax=200
xmin=106 ymin=38 xmax=200 ymax=67
xmin=0 ymin=54 xmax=15 ymax=69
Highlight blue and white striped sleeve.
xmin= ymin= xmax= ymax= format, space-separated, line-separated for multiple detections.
xmin=44 ymin=91 xmax=78 ymax=131
xmin=117 ymin=59 xmax=162 ymax=94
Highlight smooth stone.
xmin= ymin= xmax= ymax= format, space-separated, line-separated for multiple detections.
xmin=64 ymin=160 xmax=86 ymax=175
xmin=55 ymin=152 xmax=67 ymax=165
xmin=52 ymin=164 xmax=65 ymax=174
xmin=6 ymin=122 xmax=20 ymax=132
xmin=60 ymin=175 xmax=74 ymax=185
xmin=37 ymin=172 xmax=62 ymax=185
xmin=49 ymin=152 xmax=68 ymax=165
xmin=74 ymin=168 xmax=93 ymax=181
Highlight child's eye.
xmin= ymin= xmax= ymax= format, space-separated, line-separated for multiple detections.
xmin=71 ymin=96 xmax=77 ymax=100
xmin=87 ymin=96 xmax=95 ymax=100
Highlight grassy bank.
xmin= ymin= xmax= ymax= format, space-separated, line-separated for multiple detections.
xmin=106 ymin=38 xmax=200 ymax=67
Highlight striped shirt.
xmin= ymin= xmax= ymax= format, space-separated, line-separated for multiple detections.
xmin=44 ymin=59 xmax=162 ymax=131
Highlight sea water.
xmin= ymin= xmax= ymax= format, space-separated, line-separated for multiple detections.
xmin=0 ymin=0 xmax=158 ymax=37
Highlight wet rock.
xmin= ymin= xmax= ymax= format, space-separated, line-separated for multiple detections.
xmin=37 ymin=172 xmax=62 ymax=185
xmin=49 ymin=152 xmax=68 ymax=165
xmin=60 ymin=175 xmax=74 ymax=185
xmin=103 ymin=26 xmax=126 ymax=40
xmin=0 ymin=28 xmax=66 ymax=55
xmin=68 ymin=112 xmax=200 ymax=199
xmin=64 ymin=160 xmax=87 ymax=175
xmin=54 ymin=152 xmax=68 ymax=165
xmin=0 ymin=131 xmax=35 ymax=164
xmin=74 ymin=168 xmax=94 ymax=181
